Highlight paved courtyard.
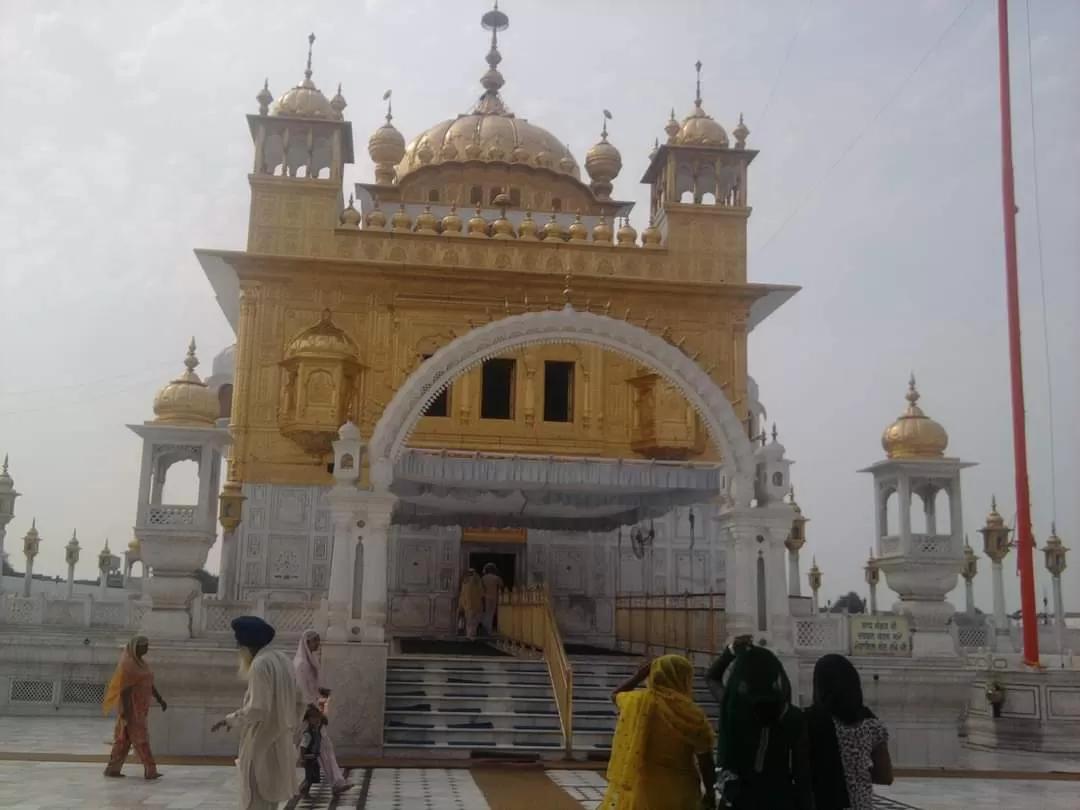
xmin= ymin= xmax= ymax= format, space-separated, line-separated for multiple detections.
xmin=0 ymin=718 xmax=1074 ymax=809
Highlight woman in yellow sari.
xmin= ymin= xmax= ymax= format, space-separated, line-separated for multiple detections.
xmin=102 ymin=635 xmax=167 ymax=780
xmin=601 ymin=655 xmax=716 ymax=810
xmin=458 ymin=569 xmax=483 ymax=640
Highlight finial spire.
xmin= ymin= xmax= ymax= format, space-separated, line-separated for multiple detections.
xmin=694 ymin=60 xmax=703 ymax=107
xmin=991 ymin=494 xmax=998 ymax=511
xmin=184 ymin=338 xmax=199 ymax=373
xmin=2 ymin=454 xmax=8 ymax=475
xmin=601 ymin=109 xmax=612 ymax=140
xmin=477 ymin=1 xmax=510 ymax=102
xmin=304 ymin=33 xmax=316 ymax=84
xmin=771 ymin=422 xmax=778 ymax=442
xmin=382 ymin=89 xmax=393 ymax=123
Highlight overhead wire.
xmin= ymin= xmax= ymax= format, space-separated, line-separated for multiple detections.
xmin=753 ymin=0 xmax=977 ymax=254
xmin=0 ymin=361 xmax=177 ymax=397
xmin=1023 ymin=0 xmax=1058 ymax=526
xmin=755 ymin=0 xmax=815 ymax=131
xmin=0 ymin=373 xmax=167 ymax=417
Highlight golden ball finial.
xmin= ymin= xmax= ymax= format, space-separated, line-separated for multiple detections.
xmin=391 ymin=204 xmax=412 ymax=232
xmin=468 ymin=205 xmax=489 ymax=237
xmin=442 ymin=203 xmax=463 ymax=235
xmin=415 ymin=205 xmax=438 ymax=234
xmin=518 ymin=211 xmax=538 ymax=241
xmin=366 ymin=198 xmax=387 ymax=229
xmin=665 ymin=109 xmax=681 ymax=143
xmin=733 ymin=113 xmax=750 ymax=149
xmin=542 ymin=213 xmax=565 ymax=242
xmin=568 ymin=212 xmax=588 ymax=243
xmin=152 ymin=339 xmax=220 ymax=427
xmin=592 ymin=214 xmax=613 ymax=244
xmin=339 ymin=194 xmax=361 ymax=228
xmin=881 ymin=374 xmax=949 ymax=459
xmin=616 ymin=218 xmax=638 ymax=247
xmin=256 ymin=78 xmax=273 ymax=116
xmin=585 ymin=111 xmax=622 ymax=200
xmin=368 ymin=90 xmax=406 ymax=176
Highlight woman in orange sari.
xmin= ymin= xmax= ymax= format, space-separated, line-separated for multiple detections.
xmin=601 ymin=655 xmax=716 ymax=810
xmin=102 ymin=635 xmax=167 ymax=780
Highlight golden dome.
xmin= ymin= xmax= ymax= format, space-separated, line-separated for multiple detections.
xmin=394 ymin=6 xmax=580 ymax=183
xmin=641 ymin=219 xmax=662 ymax=248
xmin=568 ymin=213 xmax=588 ymax=243
xmin=442 ymin=203 xmax=463 ymax=234
xmin=128 ymin=538 xmax=142 ymax=553
xmin=543 ymin=214 xmax=565 ymax=241
xmin=366 ymin=201 xmax=387 ymax=229
xmin=468 ymin=206 xmax=489 ymax=237
xmin=674 ymin=62 xmax=729 ymax=148
xmin=616 ymin=219 xmax=638 ymax=247
xmin=592 ymin=214 xmax=613 ymax=244
xmin=415 ymin=205 xmax=438 ymax=234
xmin=881 ymin=374 xmax=949 ymax=459
xmin=985 ymin=496 xmax=1006 ymax=529
xmin=152 ymin=339 xmax=220 ymax=427
xmin=283 ymin=310 xmax=358 ymax=362
xmin=585 ymin=115 xmax=622 ymax=200
xmin=339 ymin=194 xmax=361 ymax=228
xmin=391 ymin=204 xmax=412 ymax=232
xmin=368 ymin=99 xmax=406 ymax=166
xmin=664 ymin=109 xmax=681 ymax=143
xmin=270 ymin=35 xmax=342 ymax=122
xmin=519 ymin=211 xmax=538 ymax=241
xmin=733 ymin=113 xmax=750 ymax=149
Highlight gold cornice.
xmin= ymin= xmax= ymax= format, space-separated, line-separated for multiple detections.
xmin=196 ymin=248 xmax=795 ymax=302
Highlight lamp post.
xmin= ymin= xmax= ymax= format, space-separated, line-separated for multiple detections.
xmin=979 ymin=497 xmax=1012 ymax=638
xmin=22 ymin=519 xmax=40 ymax=597
xmin=1042 ymin=525 xmax=1068 ymax=659
xmin=808 ymin=558 xmax=822 ymax=614
xmin=785 ymin=487 xmax=807 ymax=597
xmin=864 ymin=549 xmax=880 ymax=615
xmin=64 ymin=530 xmax=81 ymax=598
xmin=961 ymin=535 xmax=978 ymax=614
xmin=98 ymin=541 xmax=115 ymax=601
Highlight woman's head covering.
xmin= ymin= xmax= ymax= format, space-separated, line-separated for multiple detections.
xmin=293 ymin=630 xmax=322 ymax=705
xmin=812 ymin=653 xmax=866 ymax=724
xmin=102 ymin=635 xmax=154 ymax=716
xmin=601 ymin=655 xmax=714 ymax=809
xmin=231 ymin=615 xmax=276 ymax=652
xmin=482 ymin=563 xmax=497 ymax=575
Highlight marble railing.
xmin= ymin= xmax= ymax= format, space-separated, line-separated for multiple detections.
xmin=0 ymin=593 xmax=323 ymax=639
xmin=793 ymin=614 xmax=850 ymax=654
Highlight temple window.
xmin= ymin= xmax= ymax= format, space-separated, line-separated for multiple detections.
xmin=428 ymin=188 xmax=440 ymax=202
xmin=217 ymin=384 xmax=233 ymax=420
xmin=551 ymin=197 xmax=563 ymax=212
xmin=509 ymin=188 xmax=522 ymax=207
xmin=543 ymin=361 xmax=574 ymax=423
xmin=421 ymin=355 xmax=449 ymax=417
xmin=480 ymin=358 xmax=516 ymax=420
xmin=470 ymin=185 xmax=484 ymax=205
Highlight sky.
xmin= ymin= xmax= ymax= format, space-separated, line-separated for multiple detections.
xmin=0 ymin=0 xmax=1077 ymax=614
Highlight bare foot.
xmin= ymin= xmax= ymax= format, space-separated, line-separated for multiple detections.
xmin=145 ymin=773 xmax=163 ymax=780
xmin=103 ymin=771 xmax=124 ymax=778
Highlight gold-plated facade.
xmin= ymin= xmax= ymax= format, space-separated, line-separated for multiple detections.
xmin=209 ymin=11 xmax=794 ymax=487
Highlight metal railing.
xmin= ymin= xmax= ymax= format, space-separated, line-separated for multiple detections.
xmin=498 ymin=585 xmax=574 ymax=757
xmin=614 ymin=592 xmax=727 ymax=660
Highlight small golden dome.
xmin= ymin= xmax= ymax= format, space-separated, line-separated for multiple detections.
xmin=415 ymin=205 xmax=438 ymax=234
xmin=518 ymin=211 xmax=538 ymax=241
xmin=152 ymin=339 xmax=220 ymax=427
xmin=568 ymin=213 xmax=588 ymax=243
xmin=284 ymin=310 xmax=358 ymax=362
xmin=339 ymin=194 xmax=361 ymax=228
xmin=391 ymin=204 xmax=412 ymax=232
xmin=468 ymin=206 xmax=489 ymax=237
xmin=616 ymin=218 xmax=638 ymax=247
xmin=733 ymin=113 xmax=749 ymax=149
xmin=592 ymin=214 xmax=613 ymax=244
xmin=491 ymin=196 xmax=515 ymax=239
xmin=270 ymin=34 xmax=342 ymax=122
xmin=128 ymin=537 xmax=142 ymax=553
xmin=674 ymin=62 xmax=729 ymax=148
xmin=543 ymin=214 xmax=565 ymax=241
xmin=881 ymin=374 xmax=949 ymax=459
xmin=648 ymin=137 xmax=660 ymax=161
xmin=664 ymin=109 xmax=681 ymax=143
xmin=330 ymin=83 xmax=347 ymax=117
xmin=368 ymin=107 xmax=406 ymax=166
xmin=366 ymin=201 xmax=387 ymax=229
xmin=256 ymin=79 xmax=273 ymax=116
xmin=442 ymin=203 xmax=463 ymax=234
xmin=985 ymin=496 xmax=1006 ymax=529
xmin=585 ymin=121 xmax=622 ymax=182
xmin=641 ymin=219 xmax=663 ymax=248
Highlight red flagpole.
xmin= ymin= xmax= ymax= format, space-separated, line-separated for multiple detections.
xmin=996 ymin=0 xmax=1039 ymax=667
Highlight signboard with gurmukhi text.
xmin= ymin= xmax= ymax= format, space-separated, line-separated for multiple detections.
xmin=849 ymin=615 xmax=911 ymax=657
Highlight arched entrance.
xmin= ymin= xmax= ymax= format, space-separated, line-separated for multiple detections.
xmin=368 ymin=305 xmax=756 ymax=504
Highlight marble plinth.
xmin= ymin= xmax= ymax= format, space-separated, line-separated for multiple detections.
xmin=320 ymin=641 xmax=389 ymax=755
xmin=965 ymin=665 xmax=1080 ymax=755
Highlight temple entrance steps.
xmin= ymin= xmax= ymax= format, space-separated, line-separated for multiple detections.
xmin=381 ymin=648 xmax=720 ymax=760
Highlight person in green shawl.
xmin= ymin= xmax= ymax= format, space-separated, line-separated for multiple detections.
xmin=706 ymin=638 xmax=813 ymax=810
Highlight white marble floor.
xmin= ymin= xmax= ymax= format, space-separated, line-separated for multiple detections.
xmin=364 ymin=768 xmax=489 ymax=810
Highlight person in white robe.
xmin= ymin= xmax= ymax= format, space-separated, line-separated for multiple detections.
xmin=212 ymin=615 xmax=306 ymax=810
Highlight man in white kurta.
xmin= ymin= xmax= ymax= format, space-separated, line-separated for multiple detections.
xmin=214 ymin=616 xmax=306 ymax=810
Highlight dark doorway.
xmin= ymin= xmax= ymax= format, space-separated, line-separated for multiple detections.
xmin=467 ymin=551 xmax=517 ymax=590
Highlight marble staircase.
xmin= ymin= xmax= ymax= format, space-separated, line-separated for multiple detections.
xmin=382 ymin=651 xmax=720 ymax=759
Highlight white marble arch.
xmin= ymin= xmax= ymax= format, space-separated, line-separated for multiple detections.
xmin=368 ymin=304 xmax=756 ymax=503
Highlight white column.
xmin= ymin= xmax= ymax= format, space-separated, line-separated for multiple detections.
xmin=869 ymin=582 xmax=878 ymax=616
xmin=1051 ymin=574 xmax=1065 ymax=655
xmin=787 ymin=549 xmax=802 ymax=597
xmin=897 ymin=474 xmax=912 ymax=551
xmin=925 ymin=487 xmax=937 ymax=536
xmin=98 ymin=565 xmax=109 ymax=601
xmin=326 ymin=499 xmax=359 ymax=642
xmin=991 ymin=560 xmax=1008 ymax=635
xmin=218 ymin=530 xmax=237 ymax=600
xmin=810 ymin=585 xmax=820 ymax=614
xmin=22 ymin=557 xmax=34 ymax=597
xmin=66 ymin=561 xmax=75 ymax=598
xmin=949 ymin=480 xmax=964 ymax=547
xmin=964 ymin=578 xmax=975 ymax=614
xmin=360 ymin=494 xmax=396 ymax=642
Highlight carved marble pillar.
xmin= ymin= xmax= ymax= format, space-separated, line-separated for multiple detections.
xmin=359 ymin=493 xmax=396 ymax=642
xmin=326 ymin=494 xmax=361 ymax=643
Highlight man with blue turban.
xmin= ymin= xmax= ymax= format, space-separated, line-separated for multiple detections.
xmin=211 ymin=616 xmax=306 ymax=809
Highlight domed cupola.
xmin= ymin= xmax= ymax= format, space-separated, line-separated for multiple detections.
xmin=881 ymin=374 xmax=949 ymax=460
xmin=585 ymin=111 xmax=623 ymax=200
xmin=152 ymin=340 xmax=220 ymax=427
xmin=270 ymin=34 xmax=342 ymax=121
xmin=368 ymin=91 xmax=406 ymax=185
xmin=674 ymin=61 xmax=729 ymax=148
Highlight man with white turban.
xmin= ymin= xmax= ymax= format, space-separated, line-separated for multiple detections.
xmin=212 ymin=616 xmax=306 ymax=809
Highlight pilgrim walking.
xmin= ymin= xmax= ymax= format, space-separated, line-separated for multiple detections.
xmin=293 ymin=630 xmax=349 ymax=795
xmin=212 ymin=616 xmax=306 ymax=810
xmin=102 ymin=635 xmax=166 ymax=780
